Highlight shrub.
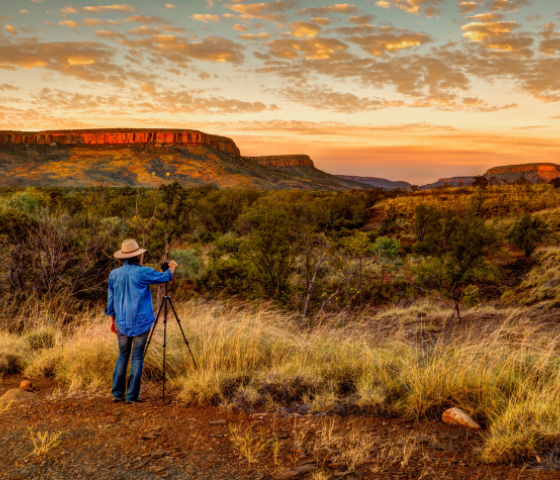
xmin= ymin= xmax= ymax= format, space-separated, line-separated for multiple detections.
xmin=507 ymin=214 xmax=550 ymax=257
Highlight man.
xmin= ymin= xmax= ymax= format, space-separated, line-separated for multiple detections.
xmin=105 ymin=239 xmax=178 ymax=404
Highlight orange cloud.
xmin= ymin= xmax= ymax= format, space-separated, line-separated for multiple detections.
xmin=458 ymin=2 xmax=480 ymax=15
xmin=4 ymin=25 xmax=17 ymax=35
xmin=83 ymin=4 xmax=135 ymax=13
xmin=286 ymin=21 xmax=322 ymax=38
xmin=191 ymin=14 xmax=220 ymax=23
xmin=83 ymin=18 xmax=120 ymax=27
xmin=227 ymin=1 xmax=299 ymax=23
xmin=277 ymin=84 xmax=405 ymax=112
xmin=232 ymin=24 xmax=248 ymax=32
xmin=297 ymin=4 xmax=360 ymax=17
xmin=341 ymin=26 xmax=433 ymax=55
xmin=267 ymin=37 xmax=349 ymax=60
xmin=239 ymin=33 xmax=270 ymax=40
xmin=375 ymin=0 xmax=444 ymax=17
xmin=59 ymin=20 xmax=81 ymax=28
xmin=311 ymin=17 xmax=330 ymax=26
xmin=461 ymin=20 xmax=533 ymax=56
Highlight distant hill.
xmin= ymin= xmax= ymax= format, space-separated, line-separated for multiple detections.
xmin=485 ymin=164 xmax=560 ymax=184
xmin=335 ymin=175 xmax=411 ymax=190
xmin=0 ymin=129 xmax=365 ymax=191
xmin=419 ymin=177 xmax=475 ymax=189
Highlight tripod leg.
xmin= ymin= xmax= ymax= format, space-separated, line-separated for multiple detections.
xmin=168 ymin=299 xmax=198 ymax=370
xmin=163 ymin=296 xmax=168 ymax=404
xmin=143 ymin=297 xmax=165 ymax=361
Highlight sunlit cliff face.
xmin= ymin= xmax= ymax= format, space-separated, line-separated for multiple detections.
xmin=0 ymin=0 xmax=559 ymax=183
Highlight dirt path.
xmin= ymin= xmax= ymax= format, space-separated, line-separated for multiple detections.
xmin=0 ymin=375 xmax=556 ymax=480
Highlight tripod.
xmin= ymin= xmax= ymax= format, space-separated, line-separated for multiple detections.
xmin=143 ymin=270 xmax=197 ymax=403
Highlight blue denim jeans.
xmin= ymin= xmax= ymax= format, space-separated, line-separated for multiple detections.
xmin=112 ymin=330 xmax=149 ymax=402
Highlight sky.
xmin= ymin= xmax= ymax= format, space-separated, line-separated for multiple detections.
xmin=0 ymin=0 xmax=559 ymax=183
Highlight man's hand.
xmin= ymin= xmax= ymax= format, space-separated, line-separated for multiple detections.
xmin=168 ymin=260 xmax=178 ymax=274
xmin=110 ymin=316 xmax=118 ymax=334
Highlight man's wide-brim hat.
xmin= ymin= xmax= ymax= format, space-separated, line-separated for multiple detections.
xmin=114 ymin=239 xmax=147 ymax=259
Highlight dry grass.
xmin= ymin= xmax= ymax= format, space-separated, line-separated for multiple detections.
xmin=3 ymin=300 xmax=560 ymax=464
xmin=228 ymin=423 xmax=267 ymax=464
xmin=28 ymin=428 xmax=63 ymax=456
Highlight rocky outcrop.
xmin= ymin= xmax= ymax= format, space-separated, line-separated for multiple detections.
xmin=247 ymin=155 xmax=314 ymax=168
xmin=485 ymin=163 xmax=560 ymax=183
xmin=336 ymin=175 xmax=411 ymax=190
xmin=420 ymin=177 xmax=474 ymax=189
xmin=0 ymin=129 xmax=240 ymax=156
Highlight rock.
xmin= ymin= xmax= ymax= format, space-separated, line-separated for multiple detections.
xmin=247 ymin=155 xmax=315 ymax=168
xmin=209 ymin=419 xmax=227 ymax=425
xmin=330 ymin=462 xmax=347 ymax=469
xmin=142 ymin=433 xmax=159 ymax=440
xmin=151 ymin=449 xmax=170 ymax=459
xmin=19 ymin=380 xmax=33 ymax=391
xmin=442 ymin=407 xmax=481 ymax=429
xmin=0 ymin=388 xmax=34 ymax=403
xmin=334 ymin=472 xmax=351 ymax=478
xmin=272 ymin=469 xmax=299 ymax=479
xmin=295 ymin=463 xmax=316 ymax=473
xmin=0 ymin=129 xmax=241 ymax=156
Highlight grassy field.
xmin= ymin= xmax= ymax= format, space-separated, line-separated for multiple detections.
xmin=2 ymin=300 xmax=560 ymax=465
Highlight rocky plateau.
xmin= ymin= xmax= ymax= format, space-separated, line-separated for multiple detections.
xmin=0 ymin=129 xmax=363 ymax=190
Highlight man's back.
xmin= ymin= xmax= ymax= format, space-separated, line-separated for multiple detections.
xmin=105 ymin=261 xmax=173 ymax=337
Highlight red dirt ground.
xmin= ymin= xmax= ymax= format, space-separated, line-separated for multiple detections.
xmin=0 ymin=375 xmax=556 ymax=480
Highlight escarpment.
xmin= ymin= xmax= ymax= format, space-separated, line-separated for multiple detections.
xmin=246 ymin=155 xmax=315 ymax=168
xmin=0 ymin=128 xmax=365 ymax=190
xmin=0 ymin=129 xmax=240 ymax=156
xmin=485 ymin=163 xmax=560 ymax=183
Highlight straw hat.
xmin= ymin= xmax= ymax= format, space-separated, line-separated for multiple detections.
xmin=114 ymin=239 xmax=147 ymax=259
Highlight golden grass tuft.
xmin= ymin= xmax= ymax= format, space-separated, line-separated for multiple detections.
xmin=28 ymin=428 xmax=63 ymax=456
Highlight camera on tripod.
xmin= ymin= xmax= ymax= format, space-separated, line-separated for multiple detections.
xmin=161 ymin=262 xmax=169 ymax=272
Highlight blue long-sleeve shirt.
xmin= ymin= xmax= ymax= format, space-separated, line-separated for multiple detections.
xmin=105 ymin=260 xmax=173 ymax=337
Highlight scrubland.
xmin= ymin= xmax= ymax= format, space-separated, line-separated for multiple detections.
xmin=2 ymin=299 xmax=560 ymax=465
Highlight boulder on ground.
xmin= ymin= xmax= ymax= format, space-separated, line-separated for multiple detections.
xmin=0 ymin=388 xmax=34 ymax=403
xmin=442 ymin=407 xmax=481 ymax=429
xmin=20 ymin=380 xmax=33 ymax=391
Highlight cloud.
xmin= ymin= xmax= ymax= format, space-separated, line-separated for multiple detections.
xmin=458 ymin=2 xmax=480 ymax=15
xmin=124 ymin=15 xmax=172 ymax=25
xmin=165 ymin=3 xmax=179 ymax=8
xmin=541 ymin=38 xmax=560 ymax=55
xmin=339 ymin=26 xmax=433 ymax=55
xmin=83 ymin=18 xmax=121 ymax=27
xmin=191 ymin=14 xmax=220 ymax=23
xmin=239 ymin=33 xmax=270 ymax=40
xmin=4 ymin=25 xmax=18 ymax=35
xmin=83 ymin=4 xmax=135 ymax=13
xmin=232 ymin=24 xmax=248 ymax=32
xmin=513 ymin=125 xmax=548 ymax=130
xmin=286 ymin=21 xmax=322 ymax=38
xmin=311 ymin=17 xmax=330 ymax=26
xmin=122 ymin=35 xmax=245 ymax=65
xmin=267 ymin=37 xmax=349 ymax=60
xmin=461 ymin=19 xmax=534 ymax=56
xmin=20 ymin=9 xmax=30 ymax=14
xmin=0 ymin=83 xmax=19 ymax=91
xmin=348 ymin=15 xmax=375 ymax=25
xmin=487 ymin=0 xmax=532 ymax=13
xmin=59 ymin=20 xmax=81 ymax=28
xmin=375 ymin=0 xmax=444 ymax=17
xmin=277 ymin=83 xmax=405 ymax=112
xmin=297 ymin=4 xmax=360 ymax=17
xmin=227 ymin=1 xmax=300 ymax=23
xmin=0 ymin=37 xmax=128 ymax=85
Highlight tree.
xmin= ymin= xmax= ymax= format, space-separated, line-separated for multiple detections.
xmin=472 ymin=175 xmax=489 ymax=188
xmin=507 ymin=214 xmax=550 ymax=257
xmin=549 ymin=178 xmax=560 ymax=189
xmin=410 ymin=185 xmax=419 ymax=192
xmin=341 ymin=232 xmax=371 ymax=306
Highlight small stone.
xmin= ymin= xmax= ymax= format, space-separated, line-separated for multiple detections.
xmin=155 ymin=466 xmax=166 ymax=473
xmin=209 ymin=419 xmax=227 ymax=425
xmin=334 ymin=472 xmax=350 ymax=478
xmin=442 ymin=407 xmax=481 ymax=429
xmin=151 ymin=449 xmax=168 ymax=459
xmin=20 ymin=380 xmax=33 ymax=391
xmin=142 ymin=433 xmax=159 ymax=440
xmin=272 ymin=469 xmax=299 ymax=479
xmin=330 ymin=462 xmax=347 ymax=469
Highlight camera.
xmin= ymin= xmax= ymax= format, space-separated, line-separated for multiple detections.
xmin=161 ymin=262 xmax=169 ymax=272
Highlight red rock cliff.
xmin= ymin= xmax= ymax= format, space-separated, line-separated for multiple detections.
xmin=247 ymin=155 xmax=314 ymax=168
xmin=486 ymin=164 xmax=559 ymax=175
xmin=0 ymin=129 xmax=240 ymax=156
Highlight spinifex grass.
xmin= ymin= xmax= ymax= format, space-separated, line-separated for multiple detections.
xmin=2 ymin=300 xmax=560 ymax=463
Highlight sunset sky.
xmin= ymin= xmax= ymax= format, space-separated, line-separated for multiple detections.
xmin=0 ymin=0 xmax=559 ymax=183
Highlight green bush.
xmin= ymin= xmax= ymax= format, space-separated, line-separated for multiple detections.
xmin=169 ymin=248 xmax=203 ymax=278
xmin=507 ymin=214 xmax=550 ymax=257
